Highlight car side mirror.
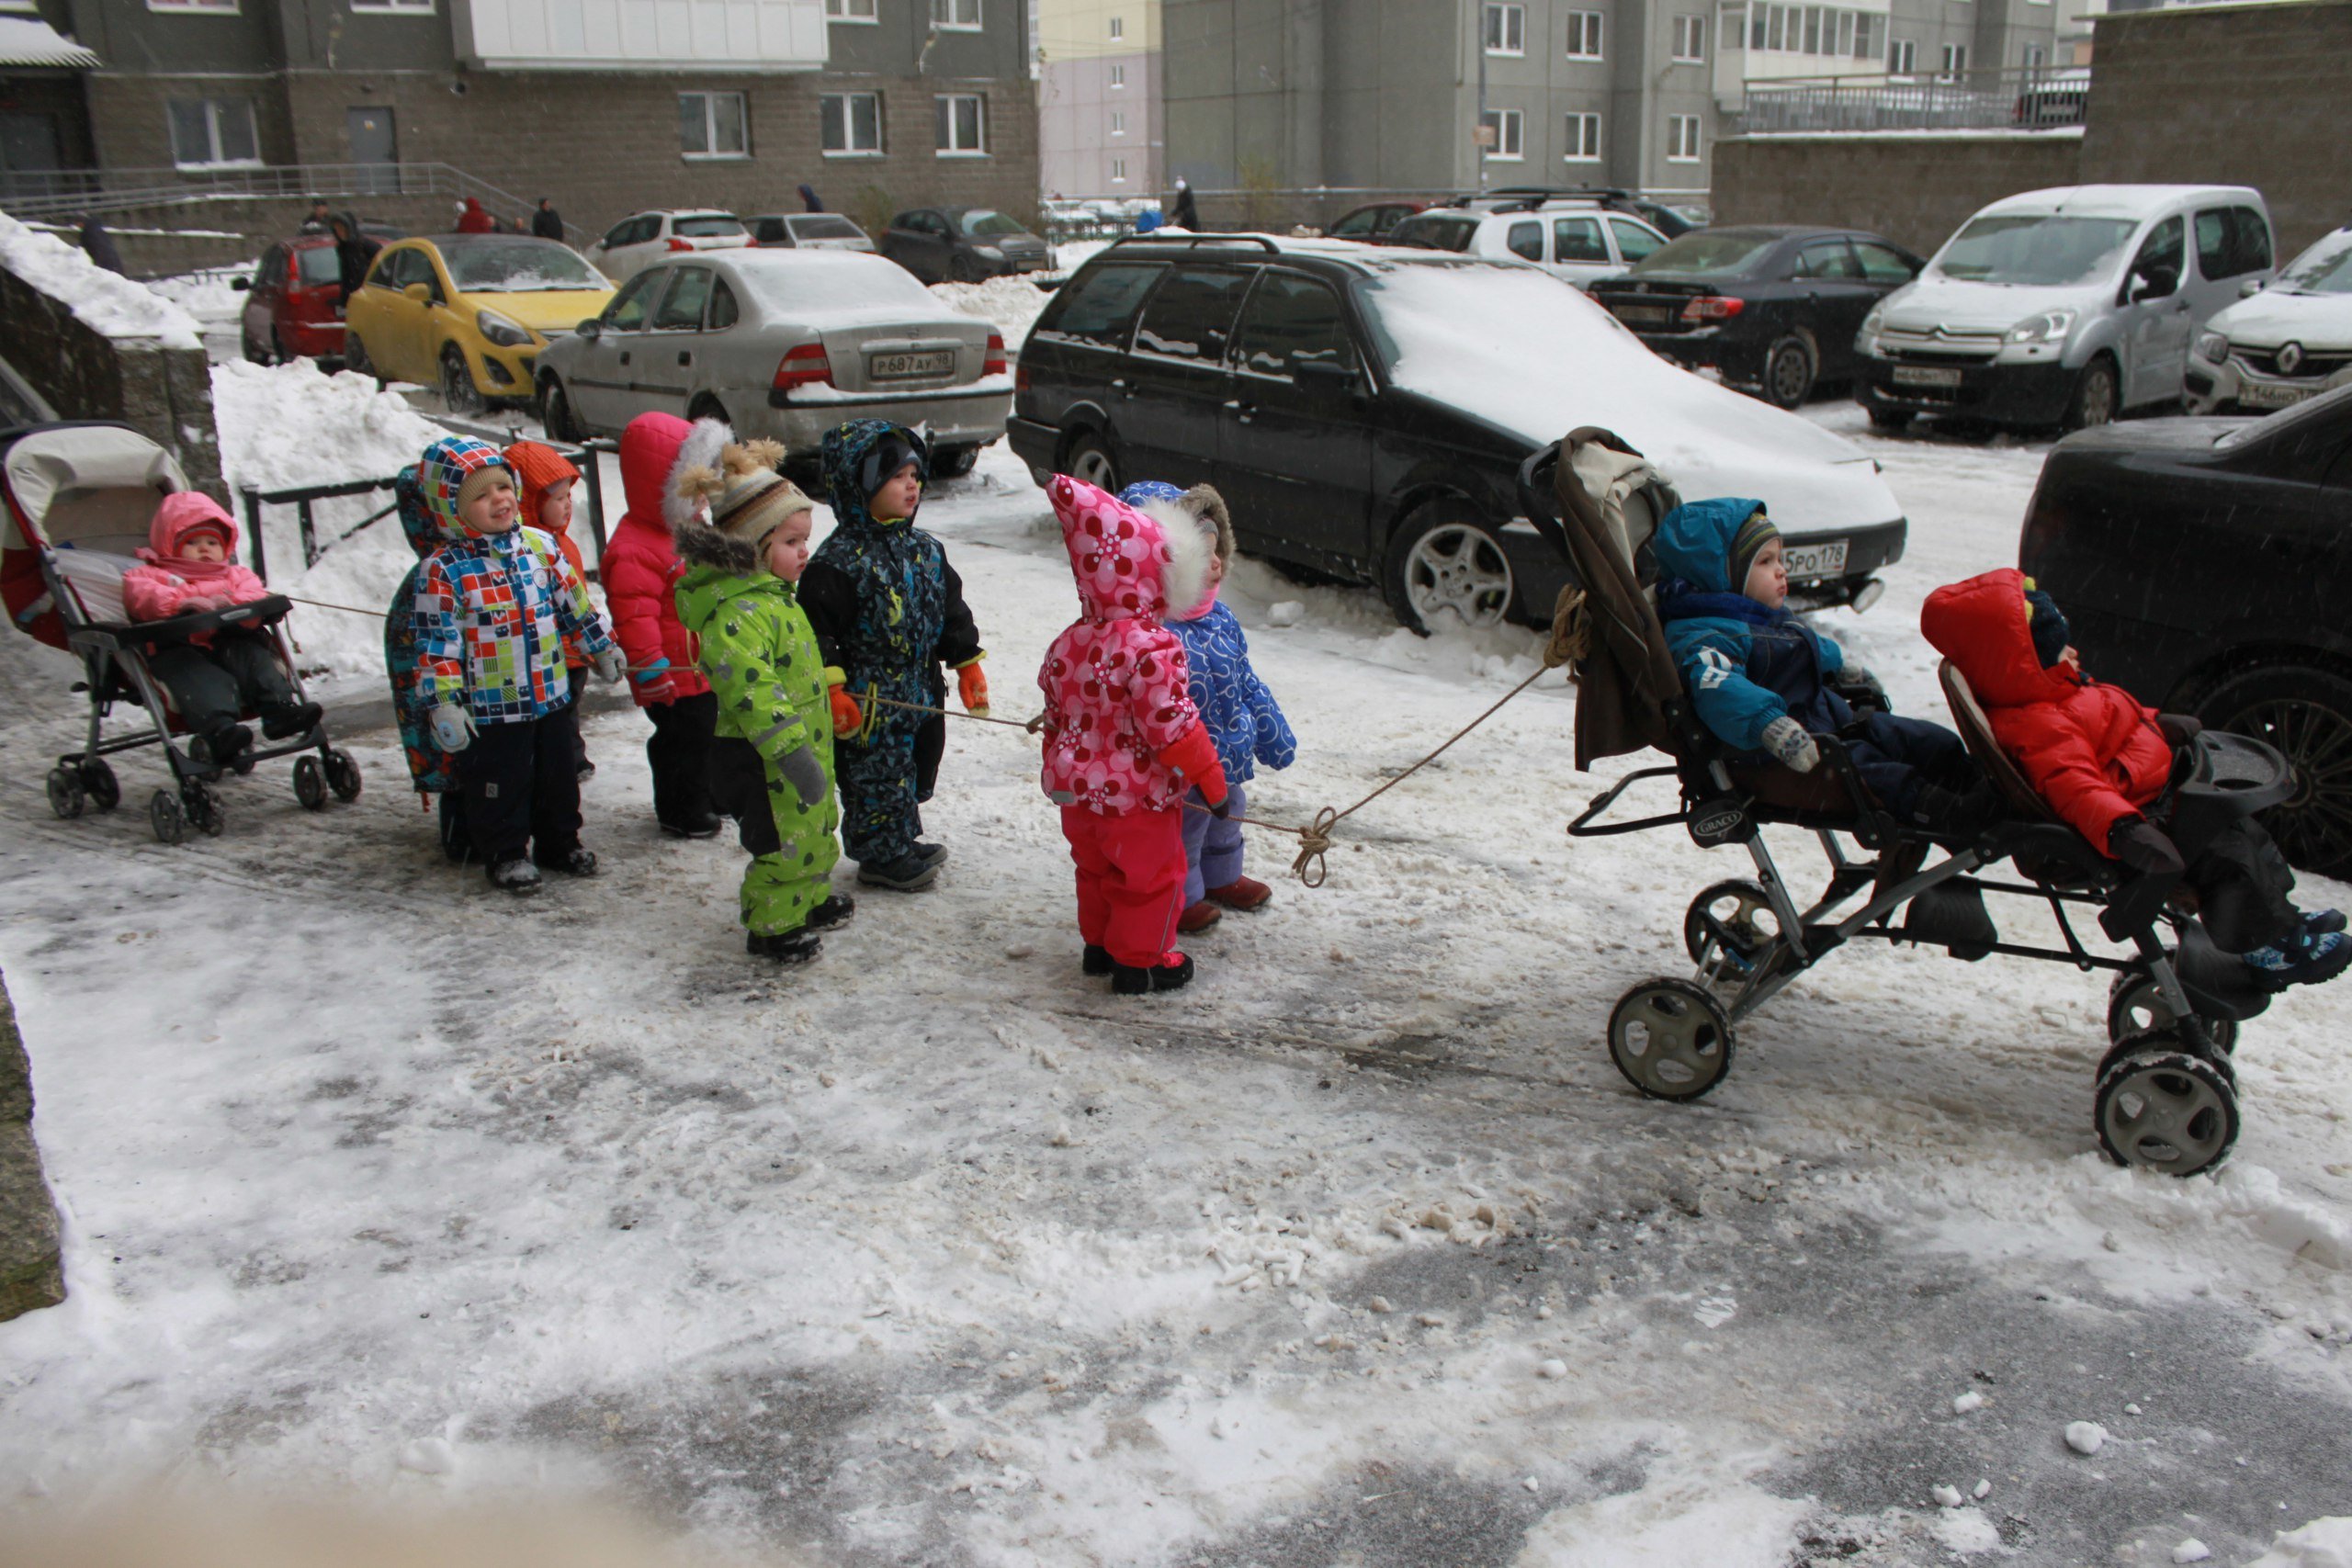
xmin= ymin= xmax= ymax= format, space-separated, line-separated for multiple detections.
xmin=231 ymin=276 xmax=251 ymax=291
xmin=403 ymin=282 xmax=430 ymax=302
xmin=2240 ymin=276 xmax=2267 ymax=298
xmin=576 ymin=318 xmax=604 ymax=340
xmin=2128 ymin=267 xmax=2177 ymax=304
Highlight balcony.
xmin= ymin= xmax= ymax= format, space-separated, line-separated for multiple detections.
xmin=1728 ymin=64 xmax=2089 ymax=135
xmin=456 ymin=0 xmax=827 ymax=73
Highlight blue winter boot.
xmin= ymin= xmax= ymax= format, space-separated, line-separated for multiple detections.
xmin=2244 ymin=926 xmax=2352 ymax=987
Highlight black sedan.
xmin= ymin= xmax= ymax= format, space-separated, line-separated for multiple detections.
xmin=879 ymin=207 xmax=1052 ymax=284
xmin=2018 ymin=384 xmax=2352 ymax=875
xmin=1589 ymin=227 xmax=1922 ymax=408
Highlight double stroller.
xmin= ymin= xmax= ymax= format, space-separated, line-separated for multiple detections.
xmin=3 ymin=422 xmax=359 ymax=841
xmin=1522 ymin=428 xmax=2290 ymax=1178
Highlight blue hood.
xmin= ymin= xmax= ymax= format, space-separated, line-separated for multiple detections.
xmin=1652 ymin=497 xmax=1768 ymax=595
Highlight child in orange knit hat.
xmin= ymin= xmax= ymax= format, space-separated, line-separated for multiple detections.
xmin=505 ymin=440 xmax=596 ymax=780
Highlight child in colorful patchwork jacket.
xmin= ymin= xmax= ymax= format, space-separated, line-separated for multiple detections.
xmin=1118 ymin=479 xmax=1296 ymax=935
xmin=409 ymin=436 xmax=626 ymax=895
xmin=1038 ymin=475 xmax=1227 ymax=995
xmin=801 ymin=420 xmax=987 ymax=893
xmin=673 ymin=440 xmax=852 ymax=964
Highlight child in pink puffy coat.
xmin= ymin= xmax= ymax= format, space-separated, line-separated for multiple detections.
xmin=121 ymin=491 xmax=318 ymax=771
xmin=1037 ymin=475 xmax=1227 ymax=996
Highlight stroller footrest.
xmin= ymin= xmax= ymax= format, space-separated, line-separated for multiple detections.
xmin=2173 ymin=924 xmax=2276 ymax=1021
xmin=1901 ymin=882 xmax=1998 ymax=961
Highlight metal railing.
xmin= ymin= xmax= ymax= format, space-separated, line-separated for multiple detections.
xmin=1730 ymin=63 xmax=2090 ymax=135
xmin=0 ymin=162 xmax=593 ymax=245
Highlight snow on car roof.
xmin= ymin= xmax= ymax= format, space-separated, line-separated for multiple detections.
xmin=720 ymin=248 xmax=971 ymax=326
xmin=1980 ymin=184 xmax=2262 ymax=220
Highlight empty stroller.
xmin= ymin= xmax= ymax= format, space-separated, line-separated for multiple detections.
xmin=3 ymin=422 xmax=360 ymax=841
xmin=1521 ymin=427 xmax=2287 ymax=1178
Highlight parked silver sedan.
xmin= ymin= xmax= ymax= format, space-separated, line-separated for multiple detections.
xmin=534 ymin=250 xmax=1012 ymax=474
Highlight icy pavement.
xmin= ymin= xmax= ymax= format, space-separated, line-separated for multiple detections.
xmin=3 ymin=398 xmax=2350 ymax=1567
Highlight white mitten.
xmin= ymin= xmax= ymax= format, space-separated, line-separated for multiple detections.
xmin=1760 ymin=715 xmax=1819 ymax=773
xmin=428 ymin=704 xmax=476 ymax=752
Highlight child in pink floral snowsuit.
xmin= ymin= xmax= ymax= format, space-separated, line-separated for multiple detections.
xmin=1037 ymin=476 xmax=1226 ymax=996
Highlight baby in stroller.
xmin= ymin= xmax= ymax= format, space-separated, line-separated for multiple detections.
xmin=1654 ymin=497 xmax=1998 ymax=834
xmin=1925 ymin=568 xmax=2348 ymax=987
xmin=120 ymin=492 xmax=320 ymax=773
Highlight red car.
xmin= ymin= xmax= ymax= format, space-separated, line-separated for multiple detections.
xmin=236 ymin=235 xmax=347 ymax=363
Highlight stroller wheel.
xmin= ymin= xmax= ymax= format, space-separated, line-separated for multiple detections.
xmin=183 ymin=780 xmax=225 ymax=838
xmin=292 ymin=755 xmax=328 ymax=810
xmin=78 ymin=758 xmax=119 ymax=812
xmin=323 ymin=748 xmax=363 ymax=802
xmin=150 ymin=787 xmax=187 ymax=845
xmin=2094 ymin=1036 xmax=2238 ymax=1177
xmin=2108 ymin=968 xmax=2237 ymax=1057
xmin=1608 ymin=977 xmax=1736 ymax=1101
xmin=2098 ymin=1030 xmax=2233 ymax=1089
xmin=1683 ymin=878 xmax=1778 ymax=966
xmin=46 ymin=766 xmax=86 ymax=820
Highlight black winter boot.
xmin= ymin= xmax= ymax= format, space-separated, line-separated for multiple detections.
xmin=805 ymin=895 xmax=856 ymax=932
xmin=747 ymin=929 xmax=821 ymax=964
xmin=489 ymin=858 xmax=542 ymax=896
xmin=1081 ymin=944 xmax=1114 ymax=976
xmin=189 ymin=724 xmax=254 ymax=775
xmin=856 ymin=852 xmax=939 ymax=891
xmin=537 ymin=845 xmax=598 ymax=876
xmin=259 ymin=699 xmax=323 ymax=739
xmin=1112 ymin=954 xmax=1194 ymax=995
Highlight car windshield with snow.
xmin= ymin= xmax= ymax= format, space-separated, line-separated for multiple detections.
xmin=534 ymin=249 xmax=1011 ymax=472
xmin=344 ymin=235 xmax=615 ymax=414
xmin=1009 ymin=234 xmax=1906 ymax=634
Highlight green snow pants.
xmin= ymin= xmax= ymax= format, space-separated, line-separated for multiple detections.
xmin=709 ymin=735 xmax=841 ymax=937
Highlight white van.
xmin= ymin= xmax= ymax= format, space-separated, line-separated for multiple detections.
xmin=1852 ymin=185 xmax=2274 ymax=431
xmin=1385 ymin=200 xmax=1670 ymax=291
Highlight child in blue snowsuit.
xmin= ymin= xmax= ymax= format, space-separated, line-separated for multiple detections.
xmin=1120 ymin=480 xmax=1296 ymax=931
xmin=1654 ymin=496 xmax=1995 ymax=832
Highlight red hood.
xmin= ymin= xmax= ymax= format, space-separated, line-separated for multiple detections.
xmin=1921 ymin=568 xmax=2080 ymax=710
xmin=618 ymin=412 xmax=692 ymax=525
xmin=142 ymin=491 xmax=242 ymax=563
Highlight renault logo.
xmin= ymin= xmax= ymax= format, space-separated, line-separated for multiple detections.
xmin=2278 ymin=341 xmax=2306 ymax=375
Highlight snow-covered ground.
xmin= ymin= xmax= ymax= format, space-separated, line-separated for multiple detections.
xmin=3 ymin=358 xmax=2350 ymax=1566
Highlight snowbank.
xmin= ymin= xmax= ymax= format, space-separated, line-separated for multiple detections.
xmin=147 ymin=265 xmax=253 ymax=336
xmin=0 ymin=211 xmax=202 ymax=350
xmin=930 ymin=275 xmax=1054 ymax=350
xmin=2255 ymin=1519 xmax=2352 ymax=1568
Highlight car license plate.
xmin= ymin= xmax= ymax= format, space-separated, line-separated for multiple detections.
xmin=870 ymin=350 xmax=954 ymax=380
xmin=1781 ymin=539 xmax=1849 ymax=581
xmin=2240 ymin=381 xmax=2312 ymax=411
xmin=1891 ymin=365 xmax=1963 ymax=388
xmin=1613 ymin=304 xmax=1674 ymax=326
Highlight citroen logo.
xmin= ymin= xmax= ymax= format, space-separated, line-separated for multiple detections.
xmin=2278 ymin=341 xmax=2306 ymax=374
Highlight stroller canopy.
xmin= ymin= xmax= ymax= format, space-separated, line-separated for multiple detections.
xmin=4 ymin=423 xmax=187 ymax=558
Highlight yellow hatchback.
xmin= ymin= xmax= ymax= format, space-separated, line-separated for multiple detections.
xmin=344 ymin=234 xmax=615 ymax=412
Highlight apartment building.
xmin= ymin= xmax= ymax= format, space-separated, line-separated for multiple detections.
xmin=1163 ymin=0 xmax=1719 ymax=200
xmin=1711 ymin=0 xmax=2064 ymax=98
xmin=2 ymin=0 xmax=1037 ymax=231
xmin=1036 ymin=0 xmax=1160 ymax=197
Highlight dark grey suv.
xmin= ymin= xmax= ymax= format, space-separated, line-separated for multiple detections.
xmin=880 ymin=207 xmax=1051 ymax=284
xmin=1007 ymin=234 xmax=1907 ymax=632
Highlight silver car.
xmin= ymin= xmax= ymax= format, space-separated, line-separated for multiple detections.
xmin=746 ymin=213 xmax=877 ymax=254
xmin=535 ymin=250 xmax=1012 ymax=475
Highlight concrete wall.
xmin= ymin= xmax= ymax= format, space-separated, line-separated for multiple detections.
xmin=0 ymin=260 xmax=222 ymax=499
xmin=2079 ymin=0 xmax=2350 ymax=259
xmin=0 ymin=973 xmax=63 ymax=1324
xmin=1712 ymin=130 xmax=2083 ymax=254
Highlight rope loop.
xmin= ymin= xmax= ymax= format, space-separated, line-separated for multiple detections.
xmin=1544 ymin=583 xmax=1590 ymax=672
xmin=1290 ymin=806 xmax=1339 ymax=889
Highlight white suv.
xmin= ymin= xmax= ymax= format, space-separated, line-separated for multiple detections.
xmin=585 ymin=210 xmax=752 ymax=283
xmin=1385 ymin=200 xmax=1668 ymax=290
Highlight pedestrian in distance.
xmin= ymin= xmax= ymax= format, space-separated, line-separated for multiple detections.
xmin=673 ymin=441 xmax=849 ymax=964
xmin=802 ymin=421 xmax=988 ymax=892
xmin=300 ymin=198 xmax=333 ymax=234
xmin=797 ymin=183 xmax=825 ymax=213
xmin=1168 ymin=176 xmax=1200 ymax=230
xmin=455 ymin=197 xmax=497 ymax=234
xmin=76 ymin=215 xmax=125 ymax=276
xmin=531 ymin=198 xmax=564 ymax=241
xmin=328 ymin=211 xmax=380 ymax=302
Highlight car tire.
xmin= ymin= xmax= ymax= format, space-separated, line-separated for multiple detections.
xmin=2196 ymin=661 xmax=2352 ymax=880
xmin=1061 ymin=430 xmax=1121 ymax=493
xmin=440 ymin=345 xmax=484 ymax=416
xmin=1761 ymin=333 xmax=1817 ymax=410
xmin=1866 ymin=406 xmax=1913 ymax=431
xmin=242 ymin=322 xmax=271 ymax=366
xmin=1385 ymin=500 xmax=1516 ymax=636
xmin=540 ymin=376 xmax=582 ymax=443
xmin=948 ymin=254 xmax=978 ymax=284
xmin=933 ymin=443 xmax=980 ymax=479
xmin=687 ymin=395 xmax=730 ymax=430
xmin=2065 ymin=354 xmax=2120 ymax=432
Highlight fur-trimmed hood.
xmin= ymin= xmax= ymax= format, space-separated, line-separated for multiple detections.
xmin=673 ymin=518 xmax=761 ymax=576
xmin=1048 ymin=473 xmax=1214 ymax=628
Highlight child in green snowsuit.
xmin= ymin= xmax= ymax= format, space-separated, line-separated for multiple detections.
xmin=673 ymin=439 xmax=851 ymax=963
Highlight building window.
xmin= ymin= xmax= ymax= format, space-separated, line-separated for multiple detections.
xmin=821 ymin=92 xmax=882 ymax=153
xmin=1480 ymin=107 xmax=1523 ymax=161
xmin=1938 ymin=42 xmax=1967 ymax=79
xmin=1110 ymin=110 xmax=1126 ymax=135
xmin=936 ymin=93 xmax=987 ymax=154
xmin=1667 ymin=114 xmax=1702 ymax=163
xmin=1672 ymin=14 xmax=1705 ymax=60
xmin=1484 ymin=3 xmax=1525 ymax=55
xmin=1565 ymin=10 xmax=1603 ymax=59
xmin=1108 ymin=14 xmax=1123 ymax=39
xmin=2022 ymin=43 xmax=2046 ymax=67
xmin=1109 ymin=63 xmax=1125 ymax=87
xmin=1888 ymin=37 xmax=1916 ymax=72
xmin=932 ymin=0 xmax=980 ymax=28
xmin=679 ymin=91 xmax=747 ymax=159
xmin=825 ymin=0 xmax=876 ymax=18
xmin=1564 ymin=111 xmax=1601 ymax=162
xmin=350 ymin=0 xmax=433 ymax=11
xmin=166 ymin=97 xmax=258 ymax=168
xmin=1110 ymin=157 xmax=1127 ymax=183
xmin=1851 ymin=14 xmax=1877 ymax=58
xmin=149 ymin=0 xmax=238 ymax=10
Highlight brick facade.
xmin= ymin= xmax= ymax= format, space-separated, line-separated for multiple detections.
xmin=1713 ymin=131 xmax=2086 ymax=255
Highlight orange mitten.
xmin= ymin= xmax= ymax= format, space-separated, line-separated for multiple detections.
xmin=830 ymin=685 xmax=865 ymax=739
xmin=956 ymin=660 xmax=989 ymax=716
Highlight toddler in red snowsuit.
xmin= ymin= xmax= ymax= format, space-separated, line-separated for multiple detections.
xmin=1037 ymin=476 xmax=1226 ymax=995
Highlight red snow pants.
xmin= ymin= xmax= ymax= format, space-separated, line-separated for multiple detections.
xmin=1060 ymin=803 xmax=1187 ymax=968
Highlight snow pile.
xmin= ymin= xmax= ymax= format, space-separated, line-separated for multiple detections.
xmin=929 ymin=275 xmax=1053 ymax=350
xmin=2254 ymin=1519 xmax=2352 ymax=1568
xmin=147 ymin=265 xmax=253 ymax=335
xmin=0 ymin=211 xmax=202 ymax=350
xmin=210 ymin=358 xmax=451 ymax=682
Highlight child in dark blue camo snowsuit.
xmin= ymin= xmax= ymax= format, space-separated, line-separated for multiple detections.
xmin=1119 ymin=480 xmax=1296 ymax=931
xmin=799 ymin=421 xmax=986 ymax=891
